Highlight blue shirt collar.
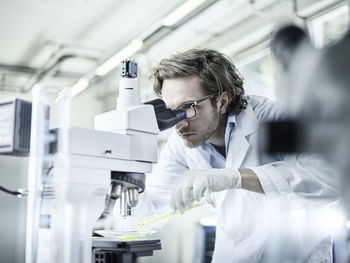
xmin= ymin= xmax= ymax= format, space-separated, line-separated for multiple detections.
xmin=224 ymin=114 xmax=236 ymax=156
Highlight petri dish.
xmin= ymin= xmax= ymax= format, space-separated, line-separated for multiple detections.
xmin=94 ymin=229 xmax=156 ymax=241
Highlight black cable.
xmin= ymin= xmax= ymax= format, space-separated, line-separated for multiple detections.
xmin=0 ymin=185 xmax=21 ymax=196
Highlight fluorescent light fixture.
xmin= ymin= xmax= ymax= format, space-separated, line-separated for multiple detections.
xmin=71 ymin=78 xmax=90 ymax=98
xmin=95 ymin=39 xmax=143 ymax=77
xmin=55 ymin=87 xmax=72 ymax=103
xmin=162 ymin=0 xmax=207 ymax=27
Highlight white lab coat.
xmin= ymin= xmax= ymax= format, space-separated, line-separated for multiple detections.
xmin=143 ymin=95 xmax=339 ymax=263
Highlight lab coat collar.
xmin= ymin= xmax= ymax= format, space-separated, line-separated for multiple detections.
xmin=236 ymin=102 xmax=260 ymax=137
xmin=225 ymin=103 xmax=259 ymax=169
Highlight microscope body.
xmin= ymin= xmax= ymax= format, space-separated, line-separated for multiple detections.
xmin=47 ymin=60 xmax=182 ymax=263
xmin=51 ymin=124 xmax=157 ymax=263
xmin=26 ymin=59 xmax=185 ymax=263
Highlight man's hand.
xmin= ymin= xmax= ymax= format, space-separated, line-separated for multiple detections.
xmin=170 ymin=168 xmax=241 ymax=213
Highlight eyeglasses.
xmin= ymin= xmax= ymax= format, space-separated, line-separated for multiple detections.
xmin=175 ymin=94 xmax=217 ymax=119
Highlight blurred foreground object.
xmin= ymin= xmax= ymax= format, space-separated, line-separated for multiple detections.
xmin=271 ymin=24 xmax=350 ymax=262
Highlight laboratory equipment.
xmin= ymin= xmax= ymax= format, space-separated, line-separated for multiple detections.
xmin=0 ymin=98 xmax=32 ymax=155
xmin=94 ymin=59 xmax=186 ymax=219
xmin=0 ymin=99 xmax=31 ymax=197
xmin=0 ymin=59 xmax=186 ymax=263
xmin=0 ymin=155 xmax=28 ymax=263
xmin=47 ymin=59 xmax=185 ymax=263
xmin=91 ymin=239 xmax=161 ymax=263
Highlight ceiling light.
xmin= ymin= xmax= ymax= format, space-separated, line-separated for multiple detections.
xmin=95 ymin=39 xmax=143 ymax=77
xmin=71 ymin=78 xmax=90 ymax=98
xmin=162 ymin=0 xmax=207 ymax=27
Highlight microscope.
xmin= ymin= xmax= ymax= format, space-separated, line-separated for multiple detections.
xmin=1 ymin=59 xmax=186 ymax=263
xmin=95 ymin=59 xmax=185 ymax=219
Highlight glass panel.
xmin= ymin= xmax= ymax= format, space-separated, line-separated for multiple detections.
xmin=308 ymin=4 xmax=350 ymax=48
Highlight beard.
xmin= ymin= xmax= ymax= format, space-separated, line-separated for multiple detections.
xmin=179 ymin=108 xmax=220 ymax=148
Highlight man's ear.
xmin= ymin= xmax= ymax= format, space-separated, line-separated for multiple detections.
xmin=219 ymin=91 xmax=230 ymax=115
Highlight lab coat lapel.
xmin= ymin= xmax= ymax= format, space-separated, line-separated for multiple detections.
xmin=226 ymin=128 xmax=249 ymax=169
xmin=226 ymin=104 xmax=259 ymax=169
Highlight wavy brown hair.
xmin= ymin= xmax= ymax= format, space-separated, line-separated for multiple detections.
xmin=149 ymin=49 xmax=247 ymax=115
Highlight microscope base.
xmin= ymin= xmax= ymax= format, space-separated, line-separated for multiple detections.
xmin=91 ymin=238 xmax=161 ymax=263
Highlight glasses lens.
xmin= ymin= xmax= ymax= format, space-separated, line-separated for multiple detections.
xmin=186 ymin=105 xmax=196 ymax=118
xmin=177 ymin=103 xmax=196 ymax=118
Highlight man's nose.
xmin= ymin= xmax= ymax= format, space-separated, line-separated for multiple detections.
xmin=175 ymin=119 xmax=189 ymax=130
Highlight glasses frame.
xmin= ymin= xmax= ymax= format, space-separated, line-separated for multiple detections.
xmin=176 ymin=94 xmax=217 ymax=119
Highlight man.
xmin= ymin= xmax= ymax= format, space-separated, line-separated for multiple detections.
xmin=143 ymin=49 xmax=338 ymax=262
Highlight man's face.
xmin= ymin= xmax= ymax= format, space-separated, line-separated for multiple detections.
xmin=162 ymin=76 xmax=220 ymax=148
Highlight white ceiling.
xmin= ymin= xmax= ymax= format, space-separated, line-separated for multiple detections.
xmin=0 ymin=0 xmax=183 ymax=66
xmin=0 ymin=0 xmax=346 ymax=97
xmin=0 ymin=0 xmax=186 ymax=92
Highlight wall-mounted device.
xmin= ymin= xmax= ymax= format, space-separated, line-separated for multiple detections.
xmin=0 ymin=99 xmax=32 ymax=156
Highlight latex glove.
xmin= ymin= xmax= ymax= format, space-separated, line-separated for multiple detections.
xmin=170 ymin=168 xmax=241 ymax=213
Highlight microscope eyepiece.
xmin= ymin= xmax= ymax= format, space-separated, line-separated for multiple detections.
xmin=121 ymin=59 xmax=137 ymax=78
xmin=145 ymin=98 xmax=187 ymax=131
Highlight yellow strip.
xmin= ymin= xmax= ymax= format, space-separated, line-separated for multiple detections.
xmin=118 ymin=234 xmax=146 ymax=241
xmin=138 ymin=201 xmax=206 ymax=229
